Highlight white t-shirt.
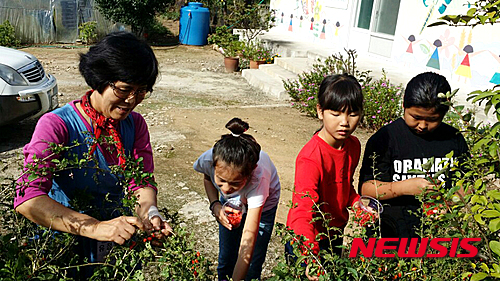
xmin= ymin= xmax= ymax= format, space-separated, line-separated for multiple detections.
xmin=193 ymin=149 xmax=281 ymax=212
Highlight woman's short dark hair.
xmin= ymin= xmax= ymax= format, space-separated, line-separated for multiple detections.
xmin=212 ymin=118 xmax=261 ymax=178
xmin=403 ymin=72 xmax=451 ymax=115
xmin=79 ymin=31 xmax=159 ymax=94
xmin=317 ymin=74 xmax=363 ymax=113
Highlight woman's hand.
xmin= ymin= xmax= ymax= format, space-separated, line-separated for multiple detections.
xmin=92 ymin=216 xmax=145 ymax=244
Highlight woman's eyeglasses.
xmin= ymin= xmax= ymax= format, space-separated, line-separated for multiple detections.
xmin=109 ymin=82 xmax=152 ymax=100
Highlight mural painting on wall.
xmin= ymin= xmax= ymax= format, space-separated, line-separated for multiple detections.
xmin=271 ymin=0 xmax=346 ymax=46
xmin=395 ymin=0 xmax=500 ymax=88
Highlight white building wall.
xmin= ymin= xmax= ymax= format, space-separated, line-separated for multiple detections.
xmin=269 ymin=0 xmax=500 ymax=90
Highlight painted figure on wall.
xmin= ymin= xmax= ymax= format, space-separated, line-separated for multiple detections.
xmin=310 ymin=17 xmax=314 ymax=30
xmin=300 ymin=15 xmax=303 ymax=28
xmin=488 ymin=51 xmax=500 ymax=85
xmin=320 ymin=19 xmax=326 ymax=39
xmin=335 ymin=21 xmax=342 ymax=36
xmin=455 ymin=45 xmax=473 ymax=80
xmin=426 ymin=39 xmax=442 ymax=70
xmin=407 ymin=35 xmax=416 ymax=53
xmin=289 ymin=14 xmax=293 ymax=31
xmin=454 ymin=45 xmax=487 ymax=83
xmin=281 ymin=12 xmax=284 ymax=24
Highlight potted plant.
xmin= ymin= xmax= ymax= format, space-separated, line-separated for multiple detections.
xmin=222 ymin=40 xmax=244 ymax=73
xmin=244 ymin=42 xmax=275 ymax=69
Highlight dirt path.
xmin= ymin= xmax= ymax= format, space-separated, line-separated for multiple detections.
xmin=0 ymin=44 xmax=371 ymax=278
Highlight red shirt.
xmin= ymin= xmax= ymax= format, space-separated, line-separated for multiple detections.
xmin=286 ymin=134 xmax=361 ymax=253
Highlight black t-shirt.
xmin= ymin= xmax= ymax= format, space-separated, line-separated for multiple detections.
xmin=358 ymin=117 xmax=469 ymax=207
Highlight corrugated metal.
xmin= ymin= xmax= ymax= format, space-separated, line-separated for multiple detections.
xmin=0 ymin=0 xmax=121 ymax=43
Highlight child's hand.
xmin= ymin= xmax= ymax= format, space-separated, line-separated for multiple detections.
xmin=353 ymin=202 xmax=378 ymax=227
xmin=213 ymin=203 xmax=233 ymax=230
xmin=404 ymin=178 xmax=437 ymax=196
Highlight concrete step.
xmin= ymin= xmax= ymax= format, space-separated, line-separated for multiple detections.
xmin=241 ymin=69 xmax=290 ymax=100
xmin=274 ymin=57 xmax=312 ymax=75
xmin=259 ymin=64 xmax=299 ymax=82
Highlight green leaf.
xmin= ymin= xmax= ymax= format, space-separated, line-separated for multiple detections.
xmin=422 ymin=157 xmax=434 ymax=171
xmin=471 ymin=272 xmax=488 ymax=281
xmin=482 ymin=210 xmax=500 ymax=218
xmin=481 ymin=262 xmax=490 ymax=273
xmin=427 ymin=21 xmax=448 ymax=27
xmin=471 ymin=91 xmax=497 ymax=103
xmin=474 ymin=214 xmax=485 ymax=224
xmin=467 ymin=8 xmax=477 ymax=17
xmin=475 ymin=178 xmax=484 ymax=190
xmin=490 ymin=218 xmax=500 ymax=232
xmin=491 ymin=122 xmax=500 ymax=136
xmin=488 ymin=190 xmax=500 ymax=200
xmin=489 ymin=142 xmax=499 ymax=158
xmin=408 ymin=169 xmax=425 ymax=175
xmin=473 ymin=138 xmax=489 ymax=151
xmin=493 ymin=263 xmax=500 ymax=273
xmin=490 ymin=241 xmax=500 ymax=256
xmin=346 ymin=267 xmax=359 ymax=279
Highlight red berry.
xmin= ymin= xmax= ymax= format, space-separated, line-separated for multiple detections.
xmin=378 ymin=267 xmax=382 ymax=272
xmin=194 ymin=270 xmax=198 ymax=276
xmin=147 ymin=237 xmax=152 ymax=241
xmin=196 ymin=251 xmax=200 ymax=257
xmin=194 ymin=259 xmax=199 ymax=263
xmin=143 ymin=238 xmax=147 ymax=242
xmin=398 ymin=272 xmax=402 ymax=278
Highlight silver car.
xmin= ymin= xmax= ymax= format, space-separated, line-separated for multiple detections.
xmin=0 ymin=46 xmax=58 ymax=126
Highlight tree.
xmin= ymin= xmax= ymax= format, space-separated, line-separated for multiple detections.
xmin=94 ymin=0 xmax=173 ymax=35
xmin=429 ymin=0 xmax=500 ymax=27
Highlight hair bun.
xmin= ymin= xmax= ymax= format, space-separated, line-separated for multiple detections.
xmin=225 ymin=118 xmax=249 ymax=135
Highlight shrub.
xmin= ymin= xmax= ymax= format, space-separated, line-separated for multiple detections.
xmin=285 ymin=51 xmax=404 ymax=131
xmin=284 ymin=49 xmax=371 ymax=119
xmin=0 ymin=20 xmax=19 ymax=47
xmin=94 ymin=0 xmax=172 ymax=35
xmin=207 ymin=25 xmax=239 ymax=50
xmin=361 ymin=71 xmax=403 ymax=131
xmin=78 ymin=21 xmax=98 ymax=44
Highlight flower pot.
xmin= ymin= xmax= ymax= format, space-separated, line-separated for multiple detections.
xmin=224 ymin=57 xmax=239 ymax=73
xmin=249 ymin=60 xmax=266 ymax=69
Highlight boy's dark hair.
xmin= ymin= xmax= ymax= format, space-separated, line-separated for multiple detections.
xmin=317 ymin=74 xmax=363 ymax=113
xmin=213 ymin=118 xmax=261 ymax=178
xmin=403 ymin=72 xmax=451 ymax=114
xmin=79 ymin=31 xmax=159 ymax=94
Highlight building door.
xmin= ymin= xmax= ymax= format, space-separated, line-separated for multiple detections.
xmin=355 ymin=0 xmax=401 ymax=57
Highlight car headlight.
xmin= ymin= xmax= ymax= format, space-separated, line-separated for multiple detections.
xmin=0 ymin=63 xmax=28 ymax=86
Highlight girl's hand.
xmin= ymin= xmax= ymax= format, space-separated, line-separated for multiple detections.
xmin=305 ymin=263 xmax=319 ymax=281
xmin=93 ymin=216 xmax=144 ymax=245
xmin=213 ymin=203 xmax=233 ymax=230
xmin=403 ymin=178 xmax=436 ymax=196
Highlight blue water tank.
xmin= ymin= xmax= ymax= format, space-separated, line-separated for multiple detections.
xmin=179 ymin=2 xmax=210 ymax=46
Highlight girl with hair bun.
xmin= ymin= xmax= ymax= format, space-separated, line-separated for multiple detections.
xmin=194 ymin=118 xmax=281 ymax=281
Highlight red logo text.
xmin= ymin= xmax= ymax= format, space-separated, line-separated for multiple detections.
xmin=349 ymin=238 xmax=481 ymax=258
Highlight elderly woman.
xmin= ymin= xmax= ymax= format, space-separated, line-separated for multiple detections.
xmin=14 ymin=32 xmax=171 ymax=265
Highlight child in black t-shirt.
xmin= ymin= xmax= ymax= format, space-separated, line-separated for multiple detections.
xmin=358 ymin=72 xmax=469 ymax=238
